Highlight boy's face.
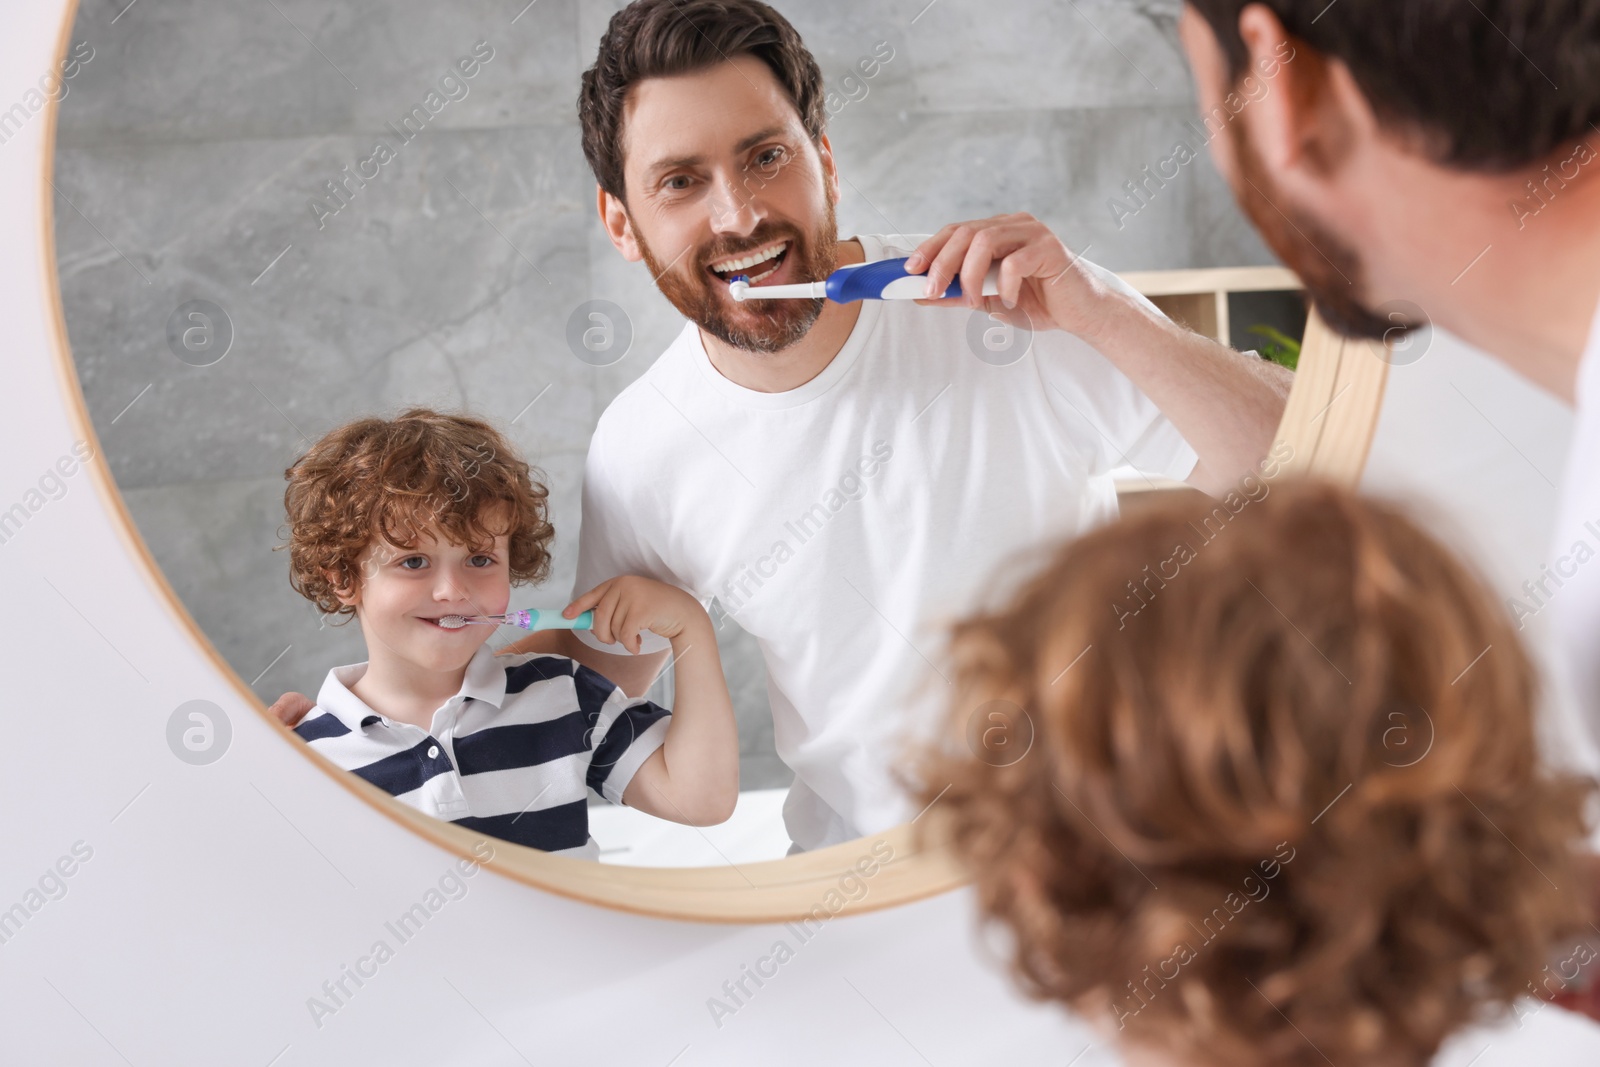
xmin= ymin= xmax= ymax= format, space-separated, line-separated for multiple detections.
xmin=336 ymin=514 xmax=512 ymax=674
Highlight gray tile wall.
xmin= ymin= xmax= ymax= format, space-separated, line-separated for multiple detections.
xmin=55 ymin=0 xmax=1274 ymax=791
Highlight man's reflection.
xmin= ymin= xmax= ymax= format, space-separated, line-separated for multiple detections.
xmin=504 ymin=0 xmax=1293 ymax=853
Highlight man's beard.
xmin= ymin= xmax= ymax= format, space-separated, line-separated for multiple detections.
xmin=634 ymin=200 xmax=840 ymax=354
xmin=1229 ymin=123 xmax=1413 ymax=342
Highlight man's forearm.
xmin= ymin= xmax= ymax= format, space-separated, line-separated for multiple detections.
xmin=1083 ymin=288 xmax=1294 ymax=497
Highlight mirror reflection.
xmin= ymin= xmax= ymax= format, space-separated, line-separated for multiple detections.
xmin=56 ymin=0 xmax=1296 ymax=868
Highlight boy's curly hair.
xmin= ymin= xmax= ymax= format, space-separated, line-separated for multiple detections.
xmin=910 ymin=479 xmax=1596 ymax=1067
xmin=281 ymin=408 xmax=555 ymax=617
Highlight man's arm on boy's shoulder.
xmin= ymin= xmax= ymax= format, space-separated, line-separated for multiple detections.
xmin=269 ymin=692 xmax=315 ymax=727
xmin=498 ymin=628 xmax=670 ymax=700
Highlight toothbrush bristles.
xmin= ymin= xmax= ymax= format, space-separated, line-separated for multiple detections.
xmin=438 ymin=612 xmax=514 ymax=628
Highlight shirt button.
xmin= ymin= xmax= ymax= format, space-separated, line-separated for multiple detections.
xmin=427 ymin=745 xmax=440 ymax=759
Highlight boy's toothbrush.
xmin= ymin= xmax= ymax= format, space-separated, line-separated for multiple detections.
xmin=728 ymin=256 xmax=1001 ymax=303
xmin=437 ymin=610 xmax=594 ymax=630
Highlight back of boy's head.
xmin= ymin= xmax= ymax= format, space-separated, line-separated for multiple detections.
xmin=913 ymin=479 xmax=1595 ymax=1067
xmin=281 ymin=408 xmax=554 ymax=618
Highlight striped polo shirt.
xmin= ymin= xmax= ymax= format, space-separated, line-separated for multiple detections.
xmin=293 ymin=645 xmax=670 ymax=859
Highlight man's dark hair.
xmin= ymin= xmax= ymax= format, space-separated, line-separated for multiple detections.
xmin=1186 ymin=0 xmax=1600 ymax=170
xmin=578 ymin=0 xmax=826 ymax=201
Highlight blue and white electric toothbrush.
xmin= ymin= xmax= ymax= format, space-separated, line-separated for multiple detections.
xmin=728 ymin=256 xmax=1001 ymax=303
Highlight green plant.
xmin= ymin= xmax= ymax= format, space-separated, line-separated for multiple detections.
xmin=1246 ymin=324 xmax=1301 ymax=370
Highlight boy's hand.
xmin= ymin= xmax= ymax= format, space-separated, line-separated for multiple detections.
xmin=564 ymin=576 xmax=705 ymax=654
xmin=268 ymin=692 xmax=314 ymax=727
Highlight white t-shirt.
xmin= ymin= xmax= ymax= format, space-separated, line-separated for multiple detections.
xmin=572 ymin=234 xmax=1197 ymax=850
xmin=1551 ymin=299 xmax=1600 ymax=741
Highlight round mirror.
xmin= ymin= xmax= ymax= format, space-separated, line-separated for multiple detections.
xmin=46 ymin=0 xmax=1385 ymax=920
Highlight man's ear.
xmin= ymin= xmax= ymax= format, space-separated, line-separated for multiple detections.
xmin=598 ymin=185 xmax=643 ymax=263
xmin=1233 ymin=4 xmax=1368 ymax=182
xmin=816 ymin=133 xmax=842 ymax=207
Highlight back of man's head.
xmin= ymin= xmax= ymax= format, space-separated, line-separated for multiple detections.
xmin=1186 ymin=0 xmax=1600 ymax=170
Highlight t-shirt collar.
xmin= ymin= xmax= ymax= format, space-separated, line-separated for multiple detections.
xmin=1578 ymin=289 xmax=1600 ymax=414
xmin=314 ymin=644 xmax=509 ymax=731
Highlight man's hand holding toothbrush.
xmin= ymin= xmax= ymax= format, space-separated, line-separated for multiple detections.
xmin=904 ymin=212 xmax=1116 ymax=341
xmin=905 ymin=212 xmax=1295 ymax=499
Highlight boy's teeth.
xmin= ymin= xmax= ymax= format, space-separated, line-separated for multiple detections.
xmin=712 ymin=242 xmax=786 ymax=274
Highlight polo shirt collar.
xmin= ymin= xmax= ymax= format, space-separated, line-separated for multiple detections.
xmin=459 ymin=643 xmax=509 ymax=708
xmin=314 ymin=644 xmax=509 ymax=732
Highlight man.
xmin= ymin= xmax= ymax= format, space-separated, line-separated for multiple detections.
xmin=537 ymin=0 xmax=1291 ymax=853
xmin=277 ymin=0 xmax=1291 ymax=852
xmin=1173 ymin=1 xmax=1600 ymax=740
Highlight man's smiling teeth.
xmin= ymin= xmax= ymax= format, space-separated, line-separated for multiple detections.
xmin=740 ymin=259 xmax=783 ymax=284
xmin=710 ymin=241 xmax=787 ymax=275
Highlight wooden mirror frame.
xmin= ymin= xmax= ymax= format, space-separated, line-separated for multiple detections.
xmin=37 ymin=0 xmax=1389 ymax=923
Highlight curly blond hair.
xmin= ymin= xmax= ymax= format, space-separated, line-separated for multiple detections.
xmin=280 ymin=408 xmax=555 ymax=617
xmin=910 ymin=479 xmax=1595 ymax=1067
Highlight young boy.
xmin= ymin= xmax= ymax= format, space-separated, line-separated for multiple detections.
xmin=912 ymin=480 xmax=1598 ymax=1066
xmin=280 ymin=407 xmax=738 ymax=858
